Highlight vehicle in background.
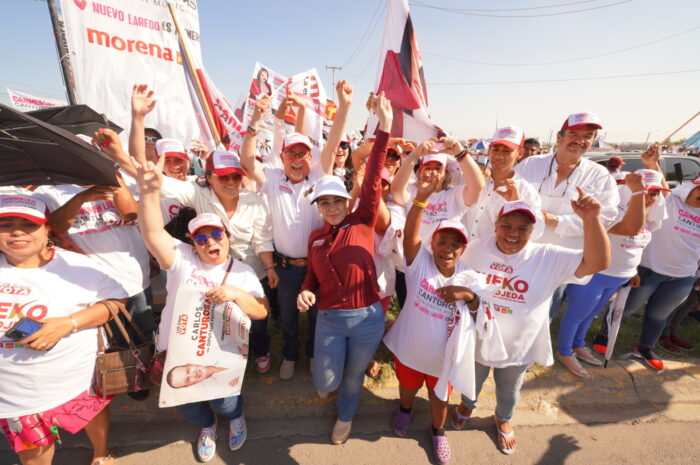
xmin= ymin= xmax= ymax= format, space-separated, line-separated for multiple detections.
xmin=585 ymin=152 xmax=700 ymax=188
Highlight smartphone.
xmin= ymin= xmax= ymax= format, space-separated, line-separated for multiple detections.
xmin=5 ymin=318 xmax=43 ymax=342
xmin=432 ymin=142 xmax=446 ymax=153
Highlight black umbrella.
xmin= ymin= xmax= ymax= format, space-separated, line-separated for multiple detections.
xmin=0 ymin=103 xmax=119 ymax=187
xmin=27 ymin=104 xmax=123 ymax=136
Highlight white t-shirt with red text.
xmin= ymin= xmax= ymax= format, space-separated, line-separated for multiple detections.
xmin=157 ymin=242 xmax=264 ymax=352
xmin=406 ymin=184 xmax=469 ymax=249
xmin=461 ymin=238 xmax=583 ymax=368
xmin=0 ymin=249 xmax=126 ymax=417
xmin=383 ymin=246 xmax=471 ymax=376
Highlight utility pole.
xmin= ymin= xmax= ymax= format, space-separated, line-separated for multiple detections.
xmin=326 ymin=65 xmax=342 ymax=90
xmin=47 ymin=0 xmax=78 ymax=105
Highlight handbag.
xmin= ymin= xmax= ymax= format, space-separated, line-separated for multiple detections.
xmin=94 ymin=300 xmax=155 ymax=398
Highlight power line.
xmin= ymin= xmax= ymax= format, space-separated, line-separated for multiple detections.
xmin=346 ymin=48 xmax=380 ymax=78
xmin=410 ymin=0 xmax=635 ymax=18
xmin=412 ymin=0 xmax=607 ymax=12
xmin=341 ymin=1 xmax=386 ymax=68
xmin=430 ymin=68 xmax=700 ymax=86
xmin=423 ymin=25 xmax=700 ymax=67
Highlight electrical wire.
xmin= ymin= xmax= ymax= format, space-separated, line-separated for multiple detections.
xmin=341 ymin=1 xmax=386 ymax=68
xmin=423 ymin=25 xmax=700 ymax=67
xmin=411 ymin=0 xmax=607 ymax=12
xmin=430 ymin=68 xmax=700 ymax=86
xmin=410 ymin=0 xmax=635 ymax=18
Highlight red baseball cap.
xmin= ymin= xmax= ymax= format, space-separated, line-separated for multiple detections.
xmin=0 ymin=195 xmax=48 ymax=225
xmin=561 ymin=111 xmax=603 ymax=131
xmin=282 ymin=133 xmax=313 ymax=152
xmin=187 ymin=213 xmax=226 ymax=236
xmin=432 ymin=220 xmax=469 ymax=245
xmin=491 ymin=125 xmax=524 ymax=151
xmin=499 ymin=200 xmax=537 ymax=223
xmin=156 ymin=139 xmax=188 ymax=160
xmin=205 ymin=151 xmax=245 ymax=176
xmin=607 ymin=156 xmax=625 ymax=168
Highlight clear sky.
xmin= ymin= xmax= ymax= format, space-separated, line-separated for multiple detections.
xmin=1 ymin=0 xmax=699 ymax=144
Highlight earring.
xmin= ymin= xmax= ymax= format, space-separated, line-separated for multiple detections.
xmin=46 ymin=239 xmax=55 ymax=249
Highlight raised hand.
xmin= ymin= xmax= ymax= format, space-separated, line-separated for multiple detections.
xmin=624 ymin=171 xmax=645 ymax=193
xmin=494 ymin=178 xmax=520 ymax=202
xmin=571 ymin=186 xmax=601 ymax=221
xmin=441 ymin=137 xmax=465 ymax=156
xmin=370 ymin=92 xmax=393 ymax=132
xmin=415 ymin=175 xmax=441 ymax=202
xmin=252 ymin=95 xmax=271 ymax=126
xmin=92 ymin=128 xmax=125 ymax=160
xmin=641 ymin=144 xmax=660 ymax=168
xmin=413 ymin=138 xmax=438 ymax=159
xmin=131 ymin=84 xmax=156 ymax=118
xmin=133 ymin=152 xmax=165 ymax=193
xmin=336 ymin=79 xmax=353 ymax=108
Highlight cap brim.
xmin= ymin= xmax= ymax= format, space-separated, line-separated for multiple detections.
xmin=190 ymin=223 xmax=226 ymax=236
xmin=500 ymin=208 xmax=537 ymax=223
xmin=647 ymin=186 xmax=672 ymax=192
xmin=432 ymin=227 xmax=468 ymax=244
xmin=310 ymin=190 xmax=352 ymax=204
xmin=211 ymin=168 xmax=245 ymax=177
xmin=162 ymin=152 xmax=189 ymax=160
xmin=491 ymin=140 xmax=520 ymax=151
xmin=283 ymin=142 xmax=313 ymax=152
xmin=0 ymin=212 xmax=47 ymax=225
xmin=567 ymin=122 xmax=603 ymax=130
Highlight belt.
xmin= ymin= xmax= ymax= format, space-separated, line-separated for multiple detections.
xmin=273 ymin=251 xmax=308 ymax=268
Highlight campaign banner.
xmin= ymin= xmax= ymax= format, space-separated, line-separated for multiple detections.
xmin=62 ymin=0 xmax=202 ymax=145
xmin=6 ymin=89 xmax=67 ymax=112
xmin=287 ymin=68 xmax=328 ymax=160
xmin=159 ymin=284 xmax=250 ymax=408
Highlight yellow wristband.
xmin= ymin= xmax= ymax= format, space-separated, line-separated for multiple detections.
xmin=413 ymin=198 xmax=428 ymax=208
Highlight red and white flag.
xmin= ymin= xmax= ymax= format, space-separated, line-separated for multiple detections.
xmin=368 ymin=0 xmax=440 ymax=142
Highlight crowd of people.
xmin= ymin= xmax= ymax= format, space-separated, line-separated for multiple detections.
xmin=1 ymin=80 xmax=699 ymax=465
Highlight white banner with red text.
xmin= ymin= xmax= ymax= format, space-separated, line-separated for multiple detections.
xmin=6 ymin=89 xmax=67 ymax=112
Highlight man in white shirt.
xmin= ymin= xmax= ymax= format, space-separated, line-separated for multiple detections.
xmin=515 ymin=111 xmax=620 ymax=318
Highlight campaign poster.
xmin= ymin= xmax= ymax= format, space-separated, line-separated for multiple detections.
xmin=62 ymin=0 xmax=202 ymax=145
xmin=159 ymin=285 xmax=250 ymax=408
xmin=6 ymin=89 xmax=67 ymax=112
xmin=287 ymin=68 xmax=328 ymax=161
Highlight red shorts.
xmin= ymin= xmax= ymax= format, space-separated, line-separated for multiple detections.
xmin=394 ymin=356 xmax=452 ymax=396
xmin=0 ymin=390 xmax=112 ymax=452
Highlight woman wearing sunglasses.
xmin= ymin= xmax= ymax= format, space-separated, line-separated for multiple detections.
xmin=134 ymin=152 xmax=268 ymax=462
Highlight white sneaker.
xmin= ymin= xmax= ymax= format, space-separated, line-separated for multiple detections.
xmin=280 ymin=359 xmax=295 ymax=380
xmin=197 ymin=421 xmax=217 ymax=462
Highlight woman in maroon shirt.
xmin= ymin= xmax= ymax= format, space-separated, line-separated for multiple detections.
xmin=296 ymin=91 xmax=392 ymax=445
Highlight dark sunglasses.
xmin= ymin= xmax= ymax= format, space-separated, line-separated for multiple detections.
xmin=192 ymin=229 xmax=226 ymax=245
xmin=339 ymin=142 xmax=350 ymax=150
xmin=145 ymin=136 xmax=160 ymax=143
xmin=386 ymin=151 xmax=401 ymax=161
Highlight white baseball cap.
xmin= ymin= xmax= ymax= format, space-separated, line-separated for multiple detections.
xmin=187 ymin=213 xmax=226 ymax=236
xmin=421 ymin=153 xmax=448 ymax=167
xmin=634 ymin=169 xmax=671 ymax=192
xmin=309 ymin=175 xmax=352 ymax=204
xmin=561 ymin=111 xmax=603 ymax=131
xmin=0 ymin=195 xmax=48 ymax=225
xmin=282 ymin=133 xmax=313 ymax=152
xmin=499 ymin=200 xmax=537 ymax=223
xmin=156 ymin=139 xmax=188 ymax=160
xmin=491 ymin=125 xmax=525 ymax=151
xmin=205 ymin=150 xmax=245 ymax=176
xmin=432 ymin=220 xmax=469 ymax=244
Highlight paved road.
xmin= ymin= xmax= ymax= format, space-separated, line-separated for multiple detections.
xmin=3 ymin=414 xmax=698 ymax=465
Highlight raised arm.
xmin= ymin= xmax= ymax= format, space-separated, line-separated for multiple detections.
xmin=129 ymin=84 xmax=157 ymax=164
xmin=573 ymin=187 xmax=611 ymax=278
xmin=135 ymin=154 xmax=176 ymax=269
xmin=321 ymin=80 xmax=353 ymax=174
xmin=48 ymin=185 xmax=119 ymax=233
xmin=391 ymin=138 xmax=435 ymax=206
xmin=403 ymin=176 xmax=440 ymax=266
xmin=641 ymin=144 xmax=670 ymax=194
xmin=92 ymin=128 xmax=137 ymax=178
xmin=608 ymin=172 xmax=646 ymax=236
xmin=442 ymin=137 xmax=485 ymax=206
xmin=241 ymin=95 xmax=270 ymax=186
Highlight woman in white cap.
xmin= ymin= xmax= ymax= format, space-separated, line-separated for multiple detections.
xmin=391 ymin=137 xmax=484 ymax=246
xmin=383 ymin=174 xmax=479 ymax=465
xmin=133 ymin=151 xmax=268 ymax=462
xmin=556 ymin=167 xmax=669 ymax=377
xmin=0 ymin=195 xmax=126 ymax=465
xmin=449 ymin=195 xmax=609 ymax=455
xmin=295 ymin=92 xmax=392 ymax=445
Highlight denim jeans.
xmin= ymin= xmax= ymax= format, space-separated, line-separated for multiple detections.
xmin=276 ymin=264 xmax=317 ymax=361
xmin=665 ymin=288 xmax=699 ymax=335
xmin=461 ymin=362 xmax=529 ymax=422
xmin=558 ymin=273 xmax=628 ymax=356
xmin=312 ymin=302 xmax=385 ymax=422
xmin=549 ymin=283 xmax=568 ymax=321
xmin=176 ymin=395 xmax=243 ymax=428
xmin=249 ymin=277 xmax=273 ymax=358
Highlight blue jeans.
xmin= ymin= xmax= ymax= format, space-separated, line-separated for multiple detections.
xmin=621 ymin=267 xmax=696 ymax=349
xmin=249 ymin=277 xmax=273 ymax=358
xmin=176 ymin=395 xmax=243 ymax=428
xmin=461 ymin=362 xmax=529 ymax=422
xmin=313 ymin=302 xmax=385 ymax=422
xmin=558 ymin=273 xmax=628 ymax=356
xmin=276 ymin=264 xmax=317 ymax=361
xmin=549 ymin=284 xmax=568 ymax=321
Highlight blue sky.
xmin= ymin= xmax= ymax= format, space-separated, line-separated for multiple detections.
xmin=1 ymin=0 xmax=698 ymax=143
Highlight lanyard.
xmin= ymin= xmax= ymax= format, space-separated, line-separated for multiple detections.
xmin=538 ymin=155 xmax=581 ymax=197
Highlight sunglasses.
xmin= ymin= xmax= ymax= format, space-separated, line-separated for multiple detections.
xmin=192 ymin=229 xmax=226 ymax=245
xmin=386 ymin=151 xmax=401 ymax=161
xmin=339 ymin=142 xmax=350 ymax=150
xmin=145 ymin=136 xmax=160 ymax=143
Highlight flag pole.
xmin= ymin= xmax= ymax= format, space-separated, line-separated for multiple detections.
xmin=167 ymin=3 xmax=222 ymax=146
xmin=46 ymin=0 xmax=77 ymax=105
xmin=660 ymin=110 xmax=700 ymax=145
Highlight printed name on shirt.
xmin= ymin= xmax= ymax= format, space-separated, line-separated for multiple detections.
xmin=185 ymin=268 xmax=217 ymax=289
xmin=484 ymin=273 xmax=529 ymax=303
xmin=0 ymin=300 xmax=49 ymax=330
xmin=278 ymin=185 xmax=292 ymax=194
xmin=312 ymin=239 xmax=325 ymax=247
xmin=415 ymin=278 xmax=455 ymax=320
xmin=0 ymin=284 xmax=31 ymax=296
xmin=676 ymin=208 xmax=700 ymax=238
xmin=489 ymin=262 xmax=514 ymax=274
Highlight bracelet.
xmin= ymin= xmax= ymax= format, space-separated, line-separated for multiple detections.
xmin=465 ymin=294 xmax=479 ymax=305
xmin=412 ymin=198 xmax=428 ymax=208
xmin=246 ymin=125 xmax=258 ymax=135
xmin=631 ymin=190 xmax=645 ymax=196
xmin=454 ymin=148 xmax=468 ymax=161
xmin=69 ymin=315 xmax=80 ymax=333
xmin=265 ymin=263 xmax=275 ymax=270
